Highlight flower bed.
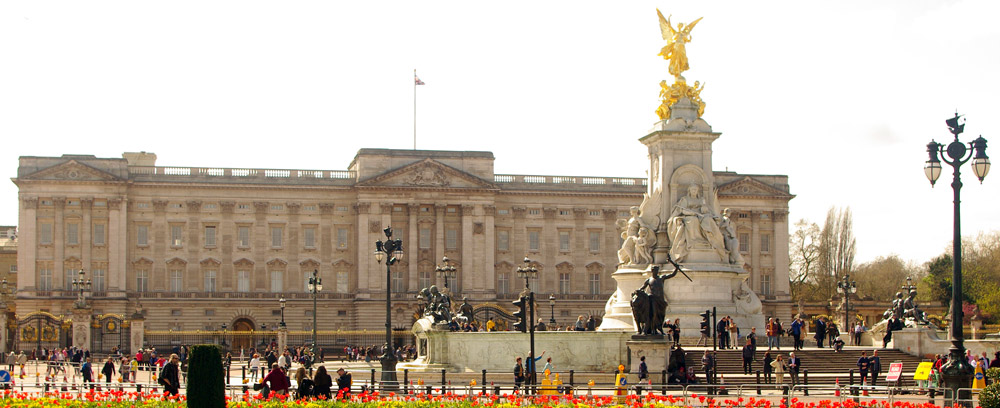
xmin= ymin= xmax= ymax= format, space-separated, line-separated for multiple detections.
xmin=0 ymin=389 xmax=963 ymax=408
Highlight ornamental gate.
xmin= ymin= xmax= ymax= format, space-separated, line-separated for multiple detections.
xmin=15 ymin=312 xmax=69 ymax=353
xmin=472 ymin=303 xmax=515 ymax=331
xmin=91 ymin=314 xmax=130 ymax=355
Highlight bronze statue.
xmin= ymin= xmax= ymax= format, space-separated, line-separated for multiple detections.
xmin=417 ymin=285 xmax=453 ymax=323
xmin=456 ymin=297 xmax=475 ymax=323
xmin=632 ymin=264 xmax=680 ymax=335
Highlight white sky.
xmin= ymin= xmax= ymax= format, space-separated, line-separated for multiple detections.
xmin=1 ymin=0 xmax=998 ymax=266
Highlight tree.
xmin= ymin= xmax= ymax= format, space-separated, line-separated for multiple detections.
xmin=819 ymin=206 xmax=855 ymax=280
xmin=187 ymin=344 xmax=225 ymax=408
xmin=789 ymin=219 xmax=821 ymax=301
xmin=853 ymin=255 xmax=919 ymax=302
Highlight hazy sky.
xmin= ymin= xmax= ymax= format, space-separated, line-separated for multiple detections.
xmin=1 ymin=1 xmax=997 ymax=266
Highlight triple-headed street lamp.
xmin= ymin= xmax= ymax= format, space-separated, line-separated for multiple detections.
xmin=307 ymin=269 xmax=323 ymax=358
xmin=435 ymin=257 xmax=457 ymax=292
xmin=279 ymin=296 xmax=286 ymax=328
xmin=516 ymin=257 xmax=538 ymax=385
xmin=835 ymin=274 xmax=857 ymax=328
xmin=373 ymin=226 xmax=403 ymax=391
xmin=72 ymin=270 xmax=92 ymax=308
xmin=923 ymin=112 xmax=990 ymax=396
xmin=548 ymin=294 xmax=556 ymax=325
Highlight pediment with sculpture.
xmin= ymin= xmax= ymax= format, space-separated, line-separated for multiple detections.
xmin=20 ymin=160 xmax=124 ymax=182
xmin=355 ymin=159 xmax=497 ymax=190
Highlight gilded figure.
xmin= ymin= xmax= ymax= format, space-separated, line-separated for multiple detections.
xmin=657 ymin=9 xmax=702 ymax=80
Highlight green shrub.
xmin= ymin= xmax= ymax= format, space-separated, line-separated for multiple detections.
xmin=987 ymin=367 xmax=1000 ymax=382
xmin=187 ymin=344 xmax=225 ymax=408
xmin=982 ymin=383 xmax=1000 ymax=408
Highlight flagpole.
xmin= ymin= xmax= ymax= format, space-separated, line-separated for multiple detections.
xmin=413 ymin=69 xmax=417 ymax=150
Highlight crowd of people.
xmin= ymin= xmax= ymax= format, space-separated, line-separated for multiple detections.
xmin=447 ymin=315 xmax=600 ymax=333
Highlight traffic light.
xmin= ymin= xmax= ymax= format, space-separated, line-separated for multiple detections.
xmin=513 ymin=296 xmax=528 ymax=333
xmin=699 ymin=310 xmax=711 ymax=337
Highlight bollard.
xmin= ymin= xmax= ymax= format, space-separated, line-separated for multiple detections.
xmin=403 ymin=369 xmax=409 ymax=394
xmin=482 ymin=370 xmax=487 ymax=394
xmin=371 ymin=369 xmax=376 ymax=387
xmin=803 ymin=369 xmax=809 ymax=396
xmin=756 ymin=370 xmax=761 ymax=395
xmin=242 ymin=366 xmax=246 ymax=383
xmin=441 ymin=369 xmax=446 ymax=393
xmin=426 ymin=385 xmax=432 ymax=394
xmin=929 ymin=387 xmax=936 ymax=405
xmin=570 ymin=370 xmax=575 ymax=388
xmin=494 ymin=384 xmax=500 ymax=395
xmin=661 ymin=370 xmax=667 ymax=395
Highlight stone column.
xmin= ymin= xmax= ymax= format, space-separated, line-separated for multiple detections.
xmin=460 ymin=205 xmax=474 ymax=292
xmin=152 ymin=200 xmax=169 ymax=291
xmin=53 ymin=198 xmax=66 ymax=290
xmin=277 ymin=327 xmax=288 ymax=353
xmin=0 ymin=310 xmax=7 ymax=354
xmin=483 ymin=205 xmax=496 ymax=295
xmin=18 ymin=197 xmax=38 ymax=291
xmin=81 ymin=198 xmax=93 ymax=281
xmin=773 ymin=210 xmax=791 ymax=298
xmin=253 ymin=202 xmax=269 ymax=291
xmin=220 ymin=201 xmax=236 ymax=290
xmin=542 ymin=207 xmax=557 ymax=293
xmin=750 ymin=211 xmax=761 ymax=288
xmin=407 ymin=204 xmax=419 ymax=292
xmin=129 ymin=311 xmax=145 ymax=354
xmin=354 ymin=202 xmax=372 ymax=295
xmin=107 ymin=198 xmax=127 ymax=295
xmin=72 ymin=307 xmax=92 ymax=351
xmin=573 ymin=208 xmax=587 ymax=293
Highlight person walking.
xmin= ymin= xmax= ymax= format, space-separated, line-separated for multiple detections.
xmin=788 ymin=352 xmax=801 ymax=385
xmin=638 ymin=356 xmax=649 ymax=385
xmin=766 ymin=318 xmax=779 ymax=350
xmin=160 ymin=354 xmax=181 ymax=397
xmin=119 ymin=357 xmax=130 ymax=383
xmin=701 ymin=350 xmax=715 ymax=384
xmin=671 ymin=318 xmax=681 ymax=344
xmin=771 ymin=354 xmax=787 ymax=385
xmin=762 ymin=351 xmax=774 ymax=384
xmin=742 ymin=339 xmax=754 ymax=375
xmin=814 ymin=318 xmax=826 ymax=348
xmin=513 ymin=357 xmax=525 ymax=391
xmin=870 ymin=350 xmax=882 ymax=385
xmin=102 ymin=357 xmax=115 ymax=384
xmin=790 ymin=318 xmax=803 ymax=350
xmin=857 ymin=351 xmax=870 ymax=385
xmin=81 ymin=357 xmax=93 ymax=385
xmin=717 ymin=317 xmax=729 ymax=349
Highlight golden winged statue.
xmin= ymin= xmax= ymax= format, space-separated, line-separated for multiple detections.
xmin=657 ymin=9 xmax=702 ymax=80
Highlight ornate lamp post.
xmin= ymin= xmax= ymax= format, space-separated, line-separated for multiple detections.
xmin=373 ymin=226 xmax=403 ymax=391
xmin=435 ymin=257 xmax=457 ymax=292
xmin=71 ymin=270 xmax=92 ymax=308
xmin=516 ymin=257 xmax=538 ymax=385
xmin=835 ymin=274 xmax=857 ymax=327
xmin=279 ymin=296 xmax=287 ymax=328
xmin=923 ymin=112 xmax=990 ymax=397
xmin=307 ymin=269 xmax=323 ymax=358
xmin=220 ymin=323 xmax=228 ymax=347
xmin=548 ymin=294 xmax=556 ymax=325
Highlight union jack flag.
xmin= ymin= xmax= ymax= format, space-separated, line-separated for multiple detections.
xmin=414 ymin=74 xmax=425 ymax=85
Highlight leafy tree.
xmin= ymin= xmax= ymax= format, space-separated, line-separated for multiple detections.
xmin=187 ymin=344 xmax=225 ymax=408
xmin=789 ymin=219 xmax=820 ymax=300
xmin=853 ymin=255 xmax=919 ymax=302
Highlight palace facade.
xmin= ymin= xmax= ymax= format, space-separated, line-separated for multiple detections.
xmin=13 ymin=149 xmax=793 ymax=332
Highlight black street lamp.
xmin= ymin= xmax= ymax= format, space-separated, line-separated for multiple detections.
xmin=435 ymin=257 xmax=457 ymax=292
xmin=835 ymin=274 xmax=857 ymax=328
xmin=548 ymin=294 xmax=556 ymax=325
xmin=374 ymin=226 xmax=403 ymax=391
xmin=279 ymin=296 xmax=286 ymax=328
xmin=516 ymin=257 xmax=539 ymax=386
xmin=221 ymin=323 xmax=228 ymax=347
xmin=923 ymin=112 xmax=990 ymax=398
xmin=71 ymin=270 xmax=92 ymax=308
xmin=307 ymin=269 xmax=323 ymax=358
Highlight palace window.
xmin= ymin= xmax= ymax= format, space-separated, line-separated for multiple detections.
xmin=66 ymin=223 xmax=79 ymax=245
xmin=136 ymin=269 xmax=149 ymax=292
xmin=739 ymin=233 xmax=750 ymax=252
xmin=93 ymin=224 xmax=105 ymax=245
xmin=497 ymin=230 xmax=509 ymax=251
xmin=237 ymin=227 xmax=250 ymax=247
xmin=38 ymin=268 xmax=52 ymax=291
xmin=204 ymin=226 xmax=217 ymax=247
xmin=589 ymin=231 xmax=601 ymax=252
xmin=528 ymin=231 xmax=540 ymax=251
xmin=170 ymin=269 xmax=183 ymax=292
xmin=559 ymin=231 xmax=570 ymax=252
xmin=589 ymin=273 xmax=601 ymax=295
xmin=336 ymin=270 xmax=348 ymax=293
xmin=445 ymin=229 xmax=458 ymax=249
xmin=237 ymin=270 xmax=250 ymax=293
xmin=559 ymin=273 xmax=571 ymax=294
xmin=761 ymin=273 xmax=772 ymax=295
xmin=419 ymin=228 xmax=431 ymax=249
xmin=337 ymin=228 xmax=349 ymax=249
xmin=497 ymin=273 xmax=509 ymax=295
xmin=270 ymin=271 xmax=283 ymax=293
xmin=589 ymin=210 xmax=601 ymax=216
xmin=204 ymin=270 xmax=217 ymax=292
xmin=392 ymin=270 xmax=405 ymax=293
xmin=529 ymin=209 xmax=541 ymax=215
xmin=761 ymin=233 xmax=771 ymax=253
xmin=171 ymin=225 xmax=183 ymax=247
xmin=39 ymin=223 xmax=53 ymax=245
xmin=304 ymin=227 xmax=316 ymax=249
xmin=93 ymin=269 xmax=106 ymax=291
xmin=271 ymin=227 xmax=283 ymax=248
xmin=497 ymin=209 xmax=509 ymax=215
xmin=137 ymin=225 xmax=149 ymax=246
xmin=418 ymin=269 xmax=431 ymax=291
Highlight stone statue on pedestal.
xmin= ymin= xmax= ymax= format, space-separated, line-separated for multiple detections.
xmin=417 ymin=286 xmax=452 ymax=324
xmin=617 ymin=206 xmax=657 ymax=265
xmin=456 ymin=297 xmax=475 ymax=324
xmin=902 ymin=290 xmax=928 ymax=325
xmin=667 ymin=183 xmax=726 ymax=262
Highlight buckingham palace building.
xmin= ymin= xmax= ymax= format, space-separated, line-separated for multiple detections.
xmin=12 ymin=149 xmax=793 ymax=333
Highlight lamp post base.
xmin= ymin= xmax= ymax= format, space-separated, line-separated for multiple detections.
xmin=939 ymin=345 xmax=974 ymax=406
xmin=380 ymin=356 xmax=399 ymax=392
